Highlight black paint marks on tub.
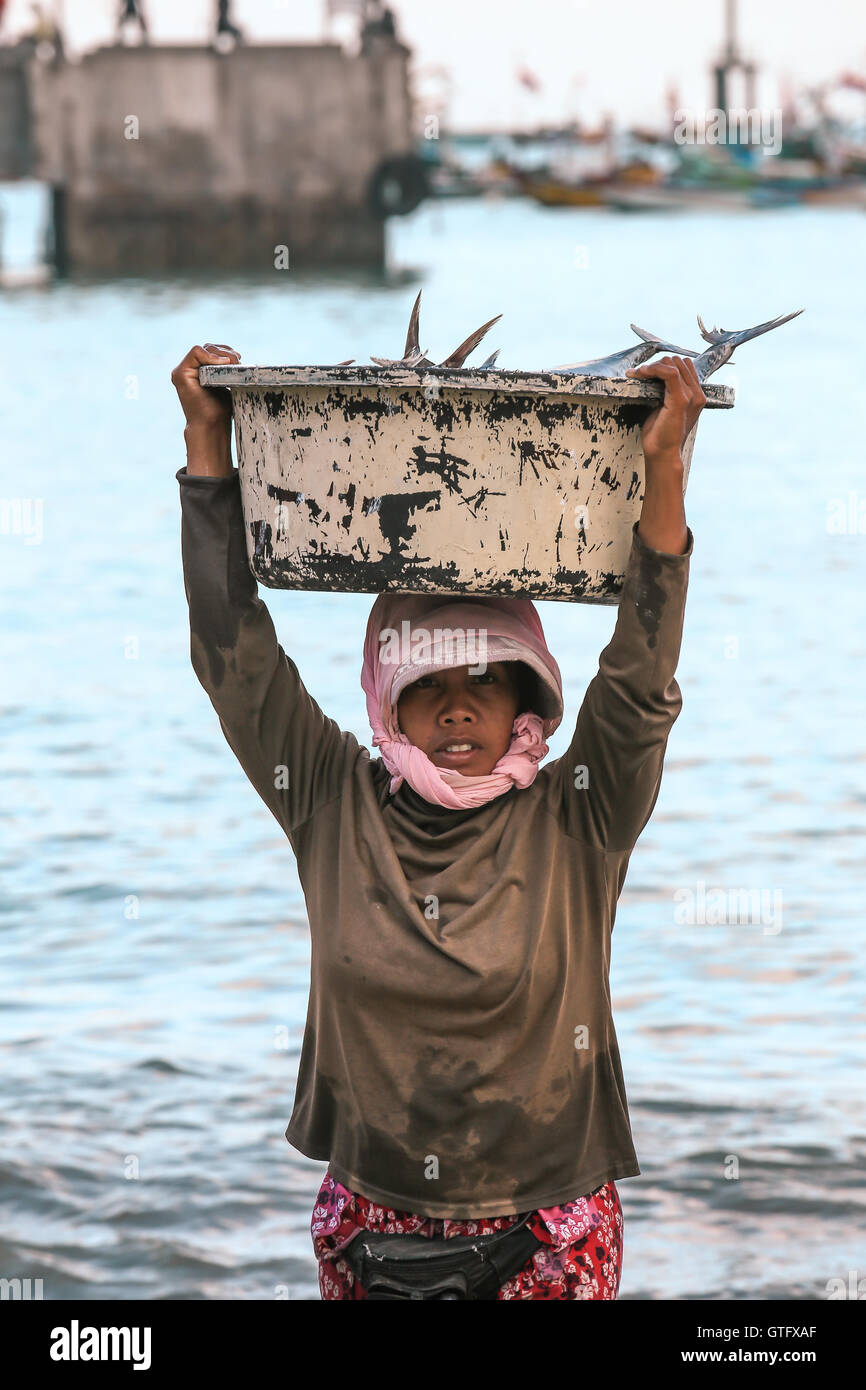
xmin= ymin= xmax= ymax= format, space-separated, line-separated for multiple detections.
xmin=264 ymin=547 xmax=462 ymax=593
xmin=362 ymin=490 xmax=442 ymax=556
xmin=266 ymin=481 xmax=323 ymax=521
xmin=252 ymin=518 xmax=272 ymax=561
xmin=335 ymin=393 xmax=395 ymax=425
xmin=479 ymin=393 xmax=604 ymax=438
xmin=615 ymin=401 xmax=652 ymax=432
xmin=518 ymin=440 xmax=563 ymax=485
xmin=458 ymin=486 xmax=505 ymax=519
xmin=263 ymin=391 xmax=285 ymax=419
xmin=424 ymin=396 xmax=460 ymax=433
xmin=599 ymin=466 xmax=620 ymax=493
xmin=483 ymin=393 xmax=549 ymax=426
xmin=427 ymin=393 xmax=478 ymax=432
xmin=332 ymin=391 xmax=397 ymax=445
xmin=626 ymin=471 xmax=641 ymax=501
xmin=483 ymin=392 xmax=563 ymax=428
xmin=255 ymin=546 xmax=623 ymax=603
xmin=337 ymin=394 xmax=381 ymax=417
xmin=409 ymin=445 xmax=471 ymax=496
xmin=338 ymin=481 xmax=356 ymax=532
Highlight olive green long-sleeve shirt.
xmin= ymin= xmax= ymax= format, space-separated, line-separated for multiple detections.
xmin=177 ymin=463 xmax=693 ymax=1218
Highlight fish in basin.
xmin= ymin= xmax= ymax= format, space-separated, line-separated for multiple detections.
xmin=691 ymin=308 xmax=803 ymax=380
xmin=548 ymin=325 xmax=698 ymax=379
xmin=371 ymin=290 xmax=502 ymax=369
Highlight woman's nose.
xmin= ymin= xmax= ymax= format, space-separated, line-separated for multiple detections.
xmin=436 ymin=674 xmax=478 ymax=723
xmin=440 ymin=701 xmax=476 ymax=725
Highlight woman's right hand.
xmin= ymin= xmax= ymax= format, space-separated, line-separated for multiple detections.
xmin=171 ymin=343 xmax=242 ymax=477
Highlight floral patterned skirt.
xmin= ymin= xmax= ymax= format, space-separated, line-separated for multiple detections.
xmin=311 ymin=1172 xmax=624 ymax=1300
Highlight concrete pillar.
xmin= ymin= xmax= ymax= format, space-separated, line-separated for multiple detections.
xmin=0 ymin=43 xmax=35 ymax=180
xmin=27 ymin=41 xmax=415 ymax=273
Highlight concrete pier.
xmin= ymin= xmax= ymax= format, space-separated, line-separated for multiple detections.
xmin=12 ymin=37 xmax=416 ymax=272
xmin=0 ymin=45 xmax=33 ymax=180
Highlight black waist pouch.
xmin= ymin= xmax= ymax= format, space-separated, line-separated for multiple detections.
xmin=339 ymin=1213 xmax=545 ymax=1300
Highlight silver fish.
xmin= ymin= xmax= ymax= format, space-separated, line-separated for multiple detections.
xmin=549 ymin=324 xmax=697 ymax=380
xmin=371 ymin=291 xmax=502 ymax=369
xmin=692 ymin=309 xmax=803 ymax=381
xmin=479 ymin=350 xmax=500 ymax=369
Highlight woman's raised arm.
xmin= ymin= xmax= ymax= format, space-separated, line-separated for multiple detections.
xmin=172 ymin=345 xmax=356 ymax=848
xmin=554 ymin=358 xmax=703 ymax=854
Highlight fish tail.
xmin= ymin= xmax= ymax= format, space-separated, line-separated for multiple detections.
xmin=440 ymin=313 xmax=503 ymax=368
xmin=726 ymin=308 xmax=804 ymax=346
xmin=698 ymin=308 xmax=804 ymax=346
xmin=630 ymin=324 xmax=697 ymax=357
xmin=629 ymin=323 xmax=665 ymax=345
xmin=403 ymin=291 xmax=423 ymax=359
xmin=651 ymin=339 xmax=698 ymax=358
xmin=697 ymin=313 xmax=725 ymax=344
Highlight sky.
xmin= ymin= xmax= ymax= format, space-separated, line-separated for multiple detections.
xmin=4 ymin=0 xmax=866 ymax=131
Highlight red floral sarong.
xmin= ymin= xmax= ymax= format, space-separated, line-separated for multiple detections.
xmin=311 ymin=1173 xmax=623 ymax=1300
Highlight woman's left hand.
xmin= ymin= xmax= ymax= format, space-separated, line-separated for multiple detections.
xmin=625 ymin=356 xmax=707 ymax=470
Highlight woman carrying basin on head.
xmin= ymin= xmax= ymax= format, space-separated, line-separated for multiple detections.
xmin=171 ymin=340 xmax=706 ymax=1300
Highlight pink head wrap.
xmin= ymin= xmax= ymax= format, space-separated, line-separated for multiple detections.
xmin=360 ymin=592 xmax=564 ymax=809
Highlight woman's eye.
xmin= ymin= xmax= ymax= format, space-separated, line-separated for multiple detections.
xmin=408 ymin=672 xmax=499 ymax=693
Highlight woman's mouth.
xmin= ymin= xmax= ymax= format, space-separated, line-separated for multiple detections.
xmin=434 ymin=741 xmax=481 ymax=765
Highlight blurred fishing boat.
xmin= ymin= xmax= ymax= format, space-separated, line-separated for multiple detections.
xmin=513 ymin=159 xmax=664 ymax=208
xmin=515 ymin=173 xmax=611 ymax=207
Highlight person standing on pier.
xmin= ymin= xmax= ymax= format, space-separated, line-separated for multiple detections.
xmin=117 ymin=0 xmax=148 ymax=43
xmin=216 ymin=0 xmax=243 ymax=45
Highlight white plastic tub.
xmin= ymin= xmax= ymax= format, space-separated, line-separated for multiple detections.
xmin=199 ymin=363 xmax=733 ymax=603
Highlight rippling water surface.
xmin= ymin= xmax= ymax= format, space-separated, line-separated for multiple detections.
xmin=1 ymin=192 xmax=864 ymax=1299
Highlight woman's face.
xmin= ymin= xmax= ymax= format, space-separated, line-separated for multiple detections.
xmin=396 ymin=662 xmax=522 ymax=777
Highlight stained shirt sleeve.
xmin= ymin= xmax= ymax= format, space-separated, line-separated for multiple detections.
xmin=176 ymin=465 xmax=356 ymax=843
xmin=554 ymin=519 xmax=694 ymax=854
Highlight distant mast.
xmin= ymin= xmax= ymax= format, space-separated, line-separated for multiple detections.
xmin=713 ymin=0 xmax=757 ymax=134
